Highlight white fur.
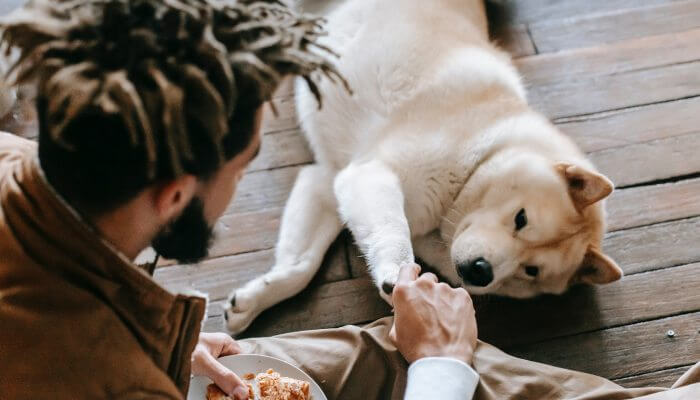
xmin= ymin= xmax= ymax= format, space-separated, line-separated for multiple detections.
xmin=225 ymin=0 xmax=608 ymax=333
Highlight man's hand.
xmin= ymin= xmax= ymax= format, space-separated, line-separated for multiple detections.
xmin=390 ymin=264 xmax=478 ymax=365
xmin=191 ymin=332 xmax=249 ymax=400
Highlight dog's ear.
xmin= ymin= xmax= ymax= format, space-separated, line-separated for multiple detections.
xmin=572 ymin=247 xmax=623 ymax=285
xmin=556 ymin=163 xmax=613 ymax=211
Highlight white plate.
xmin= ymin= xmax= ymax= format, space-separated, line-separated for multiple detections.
xmin=187 ymin=354 xmax=327 ymax=399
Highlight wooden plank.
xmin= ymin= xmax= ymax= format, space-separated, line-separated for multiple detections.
xmin=495 ymin=0 xmax=683 ymax=24
xmin=491 ymin=24 xmax=537 ymax=58
xmin=528 ymin=59 xmax=700 ymax=119
xmin=203 ymin=313 xmax=226 ymax=333
xmin=247 ymin=129 xmax=313 ymax=173
xmin=318 ymin=232 xmax=353 ymax=284
xmin=603 ymin=216 xmax=700 ymax=275
xmin=261 ymin=80 xmax=299 ymax=135
xmin=155 ymin=234 xmax=351 ymax=301
xmin=475 ymin=262 xmax=700 ymax=348
xmin=154 ymin=249 xmax=275 ymax=301
xmin=590 ymin=132 xmax=700 ymax=187
xmin=347 ymin=240 xmax=367 ymax=279
xmin=557 ymin=96 xmax=700 ymax=153
xmin=508 ymin=312 xmax=700 ymax=380
xmin=0 ymin=0 xmax=25 ymax=16
xmin=198 ymin=262 xmax=700 ymax=355
xmin=607 ymin=178 xmax=700 ymax=232
xmin=238 ymin=277 xmax=391 ymax=338
xmin=209 ymin=208 xmax=282 ymax=258
xmin=614 ymin=365 xmax=693 ymax=388
xmin=225 ymin=166 xmax=301 ymax=214
xmin=516 ymin=27 xmax=700 ymax=87
xmin=529 ymin=1 xmax=700 ymax=52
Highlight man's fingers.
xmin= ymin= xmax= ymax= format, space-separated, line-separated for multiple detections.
xmin=197 ymin=352 xmax=248 ymax=400
xmin=397 ymin=263 xmax=420 ymax=284
xmin=219 ymin=335 xmax=243 ymax=357
xmin=389 ymin=324 xmax=397 ymax=344
xmin=418 ymin=272 xmax=438 ymax=283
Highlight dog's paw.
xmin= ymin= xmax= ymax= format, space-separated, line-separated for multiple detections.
xmin=377 ymin=268 xmax=400 ymax=306
xmin=224 ymin=288 xmax=262 ymax=335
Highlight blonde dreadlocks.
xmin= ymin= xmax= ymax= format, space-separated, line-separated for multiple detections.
xmin=0 ymin=0 xmax=347 ymax=213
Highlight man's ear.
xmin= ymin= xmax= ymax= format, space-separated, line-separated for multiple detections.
xmin=573 ymin=247 xmax=623 ymax=285
xmin=556 ymin=163 xmax=613 ymax=212
xmin=152 ymin=175 xmax=197 ymax=222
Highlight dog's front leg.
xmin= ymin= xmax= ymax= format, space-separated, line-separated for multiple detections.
xmin=225 ymin=165 xmax=343 ymax=334
xmin=335 ymin=160 xmax=414 ymax=304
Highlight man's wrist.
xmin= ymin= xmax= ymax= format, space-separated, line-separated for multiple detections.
xmin=405 ymin=357 xmax=480 ymax=399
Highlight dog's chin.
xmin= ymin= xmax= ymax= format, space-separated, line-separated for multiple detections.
xmin=462 ymin=283 xmax=498 ymax=296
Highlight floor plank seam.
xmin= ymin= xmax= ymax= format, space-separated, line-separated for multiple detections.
xmin=612 ymin=363 xmax=696 ymax=382
xmin=550 ymin=94 xmax=700 ymax=122
xmin=502 ymin=310 xmax=700 ymax=352
xmin=524 ymin=24 xmax=539 ymax=55
xmin=248 ymin=160 xmax=313 ymax=174
xmin=584 ymin=129 xmax=700 ymax=155
xmin=262 ymin=126 xmax=301 ymax=136
xmin=608 ymin=58 xmax=700 ymax=78
xmin=262 ymin=124 xmax=301 ymax=136
xmin=608 ymin=214 xmax=700 ymax=234
xmin=620 ymin=260 xmax=700 ymax=278
xmin=554 ymin=96 xmax=700 ymax=124
xmin=616 ymin=171 xmax=700 ymax=190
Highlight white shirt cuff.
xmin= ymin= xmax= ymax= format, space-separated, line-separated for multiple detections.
xmin=404 ymin=357 xmax=479 ymax=400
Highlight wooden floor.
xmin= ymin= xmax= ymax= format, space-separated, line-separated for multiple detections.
xmin=1 ymin=0 xmax=698 ymax=390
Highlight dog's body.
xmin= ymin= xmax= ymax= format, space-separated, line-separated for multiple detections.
xmin=226 ymin=0 xmax=622 ymax=333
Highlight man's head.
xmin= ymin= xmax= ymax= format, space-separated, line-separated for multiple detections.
xmin=1 ymin=0 xmax=343 ymax=262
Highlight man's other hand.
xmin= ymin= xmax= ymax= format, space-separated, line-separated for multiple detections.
xmin=390 ymin=264 xmax=478 ymax=365
xmin=191 ymin=332 xmax=248 ymax=400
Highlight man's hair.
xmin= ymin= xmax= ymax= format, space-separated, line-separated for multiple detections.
xmin=0 ymin=0 xmax=346 ymax=215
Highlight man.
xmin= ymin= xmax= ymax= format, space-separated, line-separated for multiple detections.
xmin=0 ymin=1 xmax=698 ymax=399
xmin=0 ymin=0 xmax=477 ymax=398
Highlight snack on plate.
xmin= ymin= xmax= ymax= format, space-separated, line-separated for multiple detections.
xmin=205 ymin=369 xmax=310 ymax=400
xmin=206 ymin=383 xmax=232 ymax=400
xmin=205 ymin=383 xmax=255 ymax=400
xmin=257 ymin=369 xmax=310 ymax=400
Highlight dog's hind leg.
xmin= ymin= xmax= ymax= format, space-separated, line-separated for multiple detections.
xmin=225 ymin=165 xmax=342 ymax=334
xmin=335 ymin=160 xmax=414 ymax=304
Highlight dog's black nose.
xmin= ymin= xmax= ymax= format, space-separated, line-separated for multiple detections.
xmin=457 ymin=258 xmax=494 ymax=287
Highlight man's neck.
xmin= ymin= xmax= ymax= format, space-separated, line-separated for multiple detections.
xmin=89 ymin=191 xmax=159 ymax=261
xmin=93 ymin=211 xmax=150 ymax=261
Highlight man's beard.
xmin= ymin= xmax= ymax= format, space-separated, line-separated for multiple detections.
xmin=151 ymin=197 xmax=214 ymax=264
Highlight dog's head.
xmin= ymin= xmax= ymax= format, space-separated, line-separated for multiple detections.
xmin=442 ymin=149 xmax=621 ymax=298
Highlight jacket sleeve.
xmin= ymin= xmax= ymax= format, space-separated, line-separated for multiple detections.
xmin=404 ymin=357 xmax=479 ymax=400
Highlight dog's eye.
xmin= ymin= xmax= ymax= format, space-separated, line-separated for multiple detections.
xmin=525 ymin=266 xmax=539 ymax=277
xmin=515 ymin=208 xmax=528 ymax=231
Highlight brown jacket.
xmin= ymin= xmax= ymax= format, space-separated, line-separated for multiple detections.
xmin=0 ymin=132 xmax=206 ymax=399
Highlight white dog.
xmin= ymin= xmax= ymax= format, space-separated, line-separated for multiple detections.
xmin=225 ymin=0 xmax=622 ymax=333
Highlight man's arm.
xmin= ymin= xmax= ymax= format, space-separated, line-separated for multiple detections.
xmin=391 ymin=264 xmax=480 ymax=400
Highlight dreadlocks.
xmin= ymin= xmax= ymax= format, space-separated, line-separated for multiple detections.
xmin=0 ymin=0 xmax=347 ymax=214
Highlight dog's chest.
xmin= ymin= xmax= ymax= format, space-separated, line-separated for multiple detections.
xmin=400 ymin=156 xmax=468 ymax=237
